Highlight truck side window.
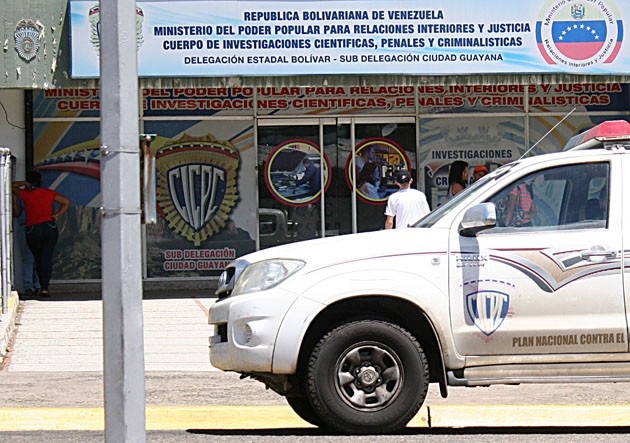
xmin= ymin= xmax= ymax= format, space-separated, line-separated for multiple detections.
xmin=584 ymin=178 xmax=608 ymax=221
xmin=488 ymin=162 xmax=609 ymax=231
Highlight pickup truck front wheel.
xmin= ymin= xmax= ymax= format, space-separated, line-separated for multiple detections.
xmin=306 ymin=320 xmax=428 ymax=434
xmin=285 ymin=396 xmax=324 ymax=427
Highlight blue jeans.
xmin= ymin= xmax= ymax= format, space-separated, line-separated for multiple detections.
xmin=14 ymin=221 xmax=40 ymax=291
xmin=25 ymin=222 xmax=59 ymax=291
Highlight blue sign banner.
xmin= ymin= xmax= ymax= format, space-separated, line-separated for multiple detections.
xmin=69 ymin=0 xmax=630 ymax=78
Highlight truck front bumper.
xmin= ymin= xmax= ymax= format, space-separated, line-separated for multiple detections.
xmin=209 ymin=288 xmax=318 ymax=374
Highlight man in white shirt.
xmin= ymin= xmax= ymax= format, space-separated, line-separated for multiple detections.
xmin=384 ymin=169 xmax=431 ymax=229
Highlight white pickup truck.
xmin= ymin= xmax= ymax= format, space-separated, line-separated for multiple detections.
xmin=209 ymin=120 xmax=630 ymax=434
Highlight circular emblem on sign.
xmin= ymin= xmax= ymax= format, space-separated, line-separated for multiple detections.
xmin=535 ymin=0 xmax=623 ymax=67
xmin=14 ymin=19 xmax=42 ymax=62
xmin=345 ymin=138 xmax=411 ymax=205
xmin=155 ymin=134 xmax=240 ymax=246
xmin=264 ymin=139 xmax=331 ymax=207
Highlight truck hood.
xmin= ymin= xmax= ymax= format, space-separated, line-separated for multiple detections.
xmin=240 ymin=227 xmax=447 ymax=268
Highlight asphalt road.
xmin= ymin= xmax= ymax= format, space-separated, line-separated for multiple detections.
xmin=2 ymin=428 xmax=630 ymax=443
xmin=2 ymin=371 xmax=630 ymax=408
xmin=2 ymin=372 xmax=630 ymax=441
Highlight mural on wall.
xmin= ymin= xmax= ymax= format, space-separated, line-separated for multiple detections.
xmin=31 ymin=119 xmax=102 ymax=280
xmin=29 ymin=125 xmax=256 ymax=279
xmin=32 ymin=90 xmax=258 ymax=279
xmin=147 ymin=132 xmax=254 ymax=277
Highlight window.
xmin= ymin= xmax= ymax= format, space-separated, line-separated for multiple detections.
xmin=488 ymin=162 xmax=609 ymax=231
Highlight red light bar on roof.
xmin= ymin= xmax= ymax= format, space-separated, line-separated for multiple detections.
xmin=563 ymin=120 xmax=630 ymax=151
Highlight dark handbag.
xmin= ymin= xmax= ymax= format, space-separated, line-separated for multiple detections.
xmin=496 ymin=186 xmax=525 ymax=227
xmin=509 ymin=186 xmax=526 ymax=226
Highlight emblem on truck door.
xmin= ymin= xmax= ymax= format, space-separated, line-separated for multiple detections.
xmin=464 ymin=279 xmax=515 ymax=336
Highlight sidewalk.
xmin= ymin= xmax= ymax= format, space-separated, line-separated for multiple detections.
xmin=1 ymin=290 xmax=217 ymax=372
xmin=0 ymin=291 xmax=19 ymax=365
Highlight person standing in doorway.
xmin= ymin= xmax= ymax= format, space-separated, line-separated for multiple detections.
xmin=12 ymin=193 xmax=41 ymax=297
xmin=472 ymin=164 xmax=489 ymax=182
xmin=447 ymin=160 xmax=469 ymax=197
xmin=12 ymin=170 xmax=70 ymax=297
xmin=384 ymin=169 xmax=430 ymax=229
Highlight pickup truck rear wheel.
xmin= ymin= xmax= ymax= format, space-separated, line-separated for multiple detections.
xmin=306 ymin=320 xmax=428 ymax=434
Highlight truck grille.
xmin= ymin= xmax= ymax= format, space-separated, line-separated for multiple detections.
xmin=217 ymin=323 xmax=228 ymax=342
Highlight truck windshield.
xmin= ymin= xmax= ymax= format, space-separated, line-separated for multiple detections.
xmin=413 ymin=163 xmax=516 ymax=228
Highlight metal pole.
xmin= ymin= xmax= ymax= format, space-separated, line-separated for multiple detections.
xmin=319 ymin=122 xmax=325 ymax=237
xmin=0 ymin=148 xmax=10 ymax=314
xmin=350 ymin=121 xmax=357 ymax=233
xmin=99 ymin=1 xmax=146 ymax=442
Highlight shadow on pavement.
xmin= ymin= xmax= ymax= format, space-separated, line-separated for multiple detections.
xmin=186 ymin=426 xmax=630 ymax=436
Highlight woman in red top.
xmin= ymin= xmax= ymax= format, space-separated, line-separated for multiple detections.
xmin=12 ymin=170 xmax=70 ymax=297
xmin=504 ymin=182 xmax=536 ymax=227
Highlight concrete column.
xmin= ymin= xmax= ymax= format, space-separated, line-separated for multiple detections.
xmin=99 ymin=0 xmax=146 ymax=441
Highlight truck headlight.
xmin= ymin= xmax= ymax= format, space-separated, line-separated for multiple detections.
xmin=232 ymin=259 xmax=305 ymax=295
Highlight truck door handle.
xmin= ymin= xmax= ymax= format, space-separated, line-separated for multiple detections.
xmin=580 ymin=249 xmax=618 ymax=260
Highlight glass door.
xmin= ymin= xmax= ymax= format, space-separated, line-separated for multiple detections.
xmin=257 ymin=119 xmax=332 ymax=249
xmin=345 ymin=118 xmax=417 ymax=233
xmin=257 ymin=117 xmax=417 ymax=249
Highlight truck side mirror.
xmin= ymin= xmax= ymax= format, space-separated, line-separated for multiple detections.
xmin=458 ymin=203 xmax=497 ymax=237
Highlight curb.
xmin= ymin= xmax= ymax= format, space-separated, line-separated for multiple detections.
xmin=0 ymin=291 xmax=19 ymax=361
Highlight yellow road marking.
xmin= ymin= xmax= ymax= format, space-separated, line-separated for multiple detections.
xmin=0 ymin=405 xmax=424 ymax=431
xmin=427 ymin=404 xmax=630 ymax=427
xmin=1 ymin=404 xmax=629 ymax=431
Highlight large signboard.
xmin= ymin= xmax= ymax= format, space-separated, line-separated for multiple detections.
xmin=69 ymin=0 xmax=629 ymax=78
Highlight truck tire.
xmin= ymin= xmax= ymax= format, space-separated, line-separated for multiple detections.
xmin=306 ymin=320 xmax=429 ymax=434
xmin=285 ymin=396 xmax=324 ymax=427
